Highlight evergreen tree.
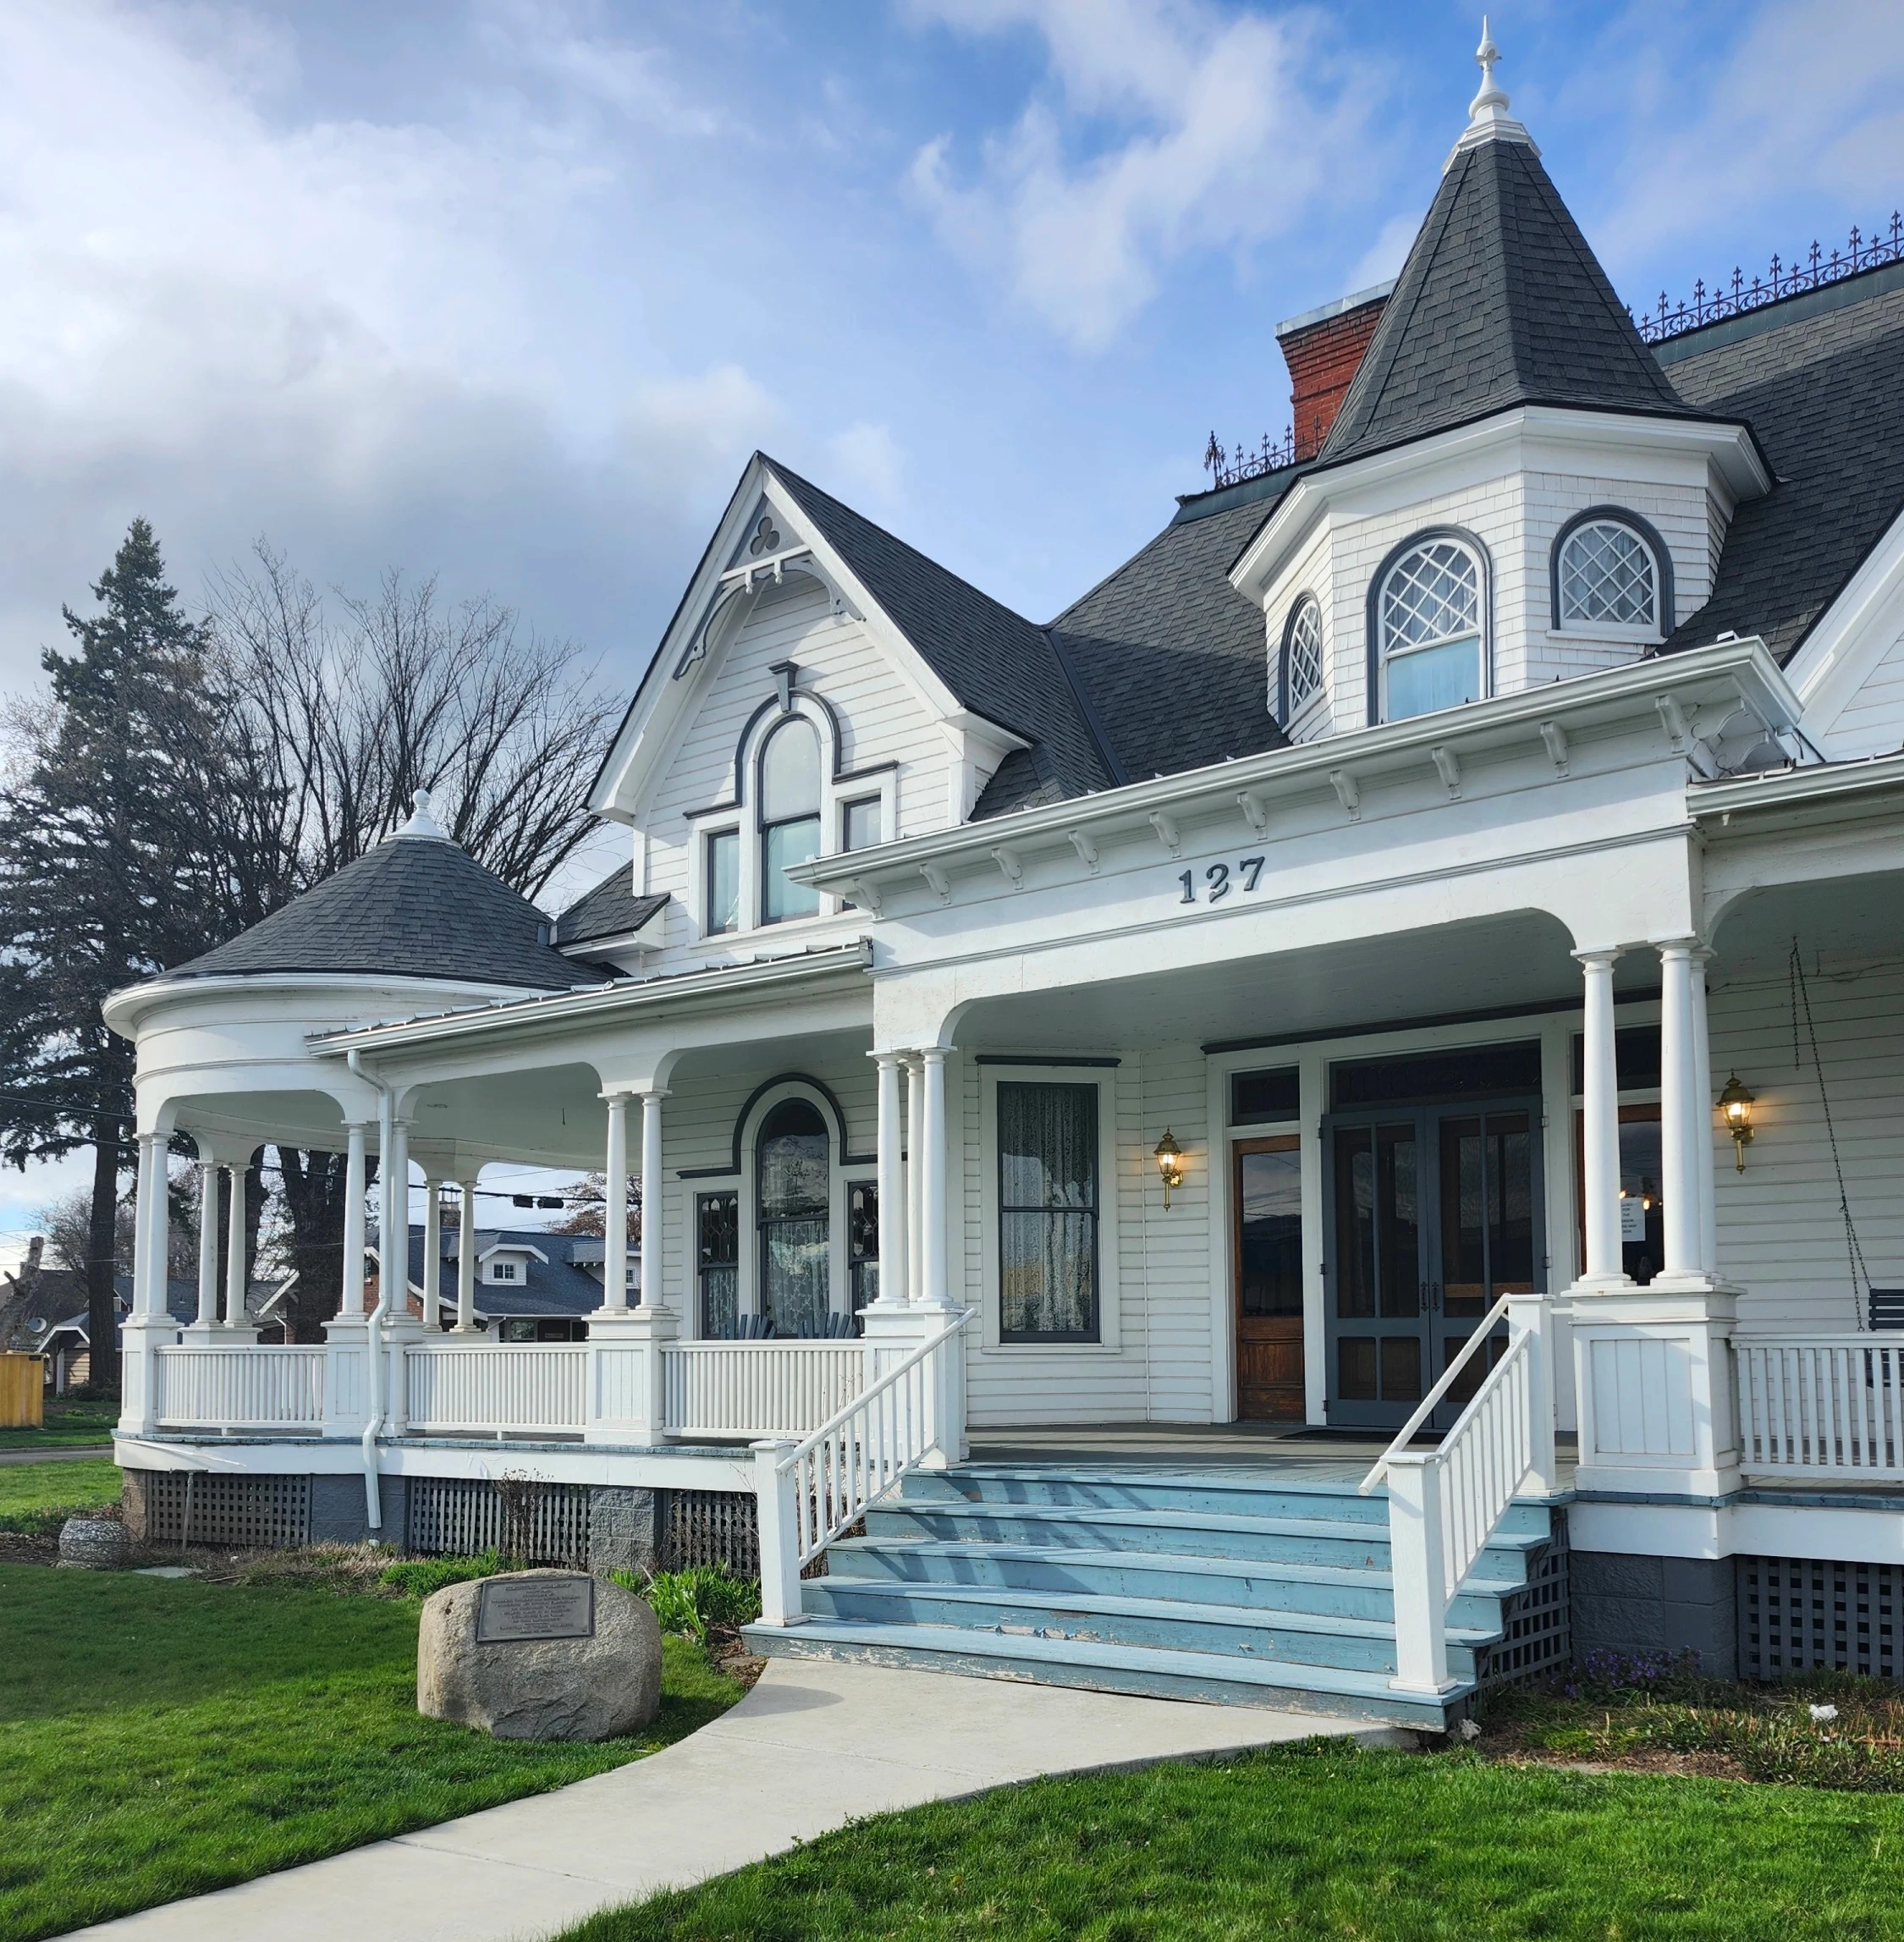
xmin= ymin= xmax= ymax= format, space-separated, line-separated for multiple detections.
xmin=0 ymin=520 xmax=228 ymax=1390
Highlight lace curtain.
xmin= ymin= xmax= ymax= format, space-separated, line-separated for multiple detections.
xmin=999 ymin=1081 xmax=1098 ymax=1339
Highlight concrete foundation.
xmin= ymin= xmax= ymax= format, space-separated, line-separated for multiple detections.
xmin=1570 ymin=1550 xmax=1737 ymax=1678
xmin=590 ymin=1486 xmax=661 ymax=1576
xmin=311 ymin=1472 xmax=409 ymax=1548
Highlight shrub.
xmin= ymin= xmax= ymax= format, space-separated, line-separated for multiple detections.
xmin=377 ymin=1549 xmax=502 ymax=1599
xmin=613 ymin=1565 xmax=762 ymax=1640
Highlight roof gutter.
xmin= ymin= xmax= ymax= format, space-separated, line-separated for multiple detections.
xmin=1691 ymin=748 xmax=1904 ymax=822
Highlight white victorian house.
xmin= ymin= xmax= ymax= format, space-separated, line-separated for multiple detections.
xmin=105 ymin=40 xmax=1904 ymax=1725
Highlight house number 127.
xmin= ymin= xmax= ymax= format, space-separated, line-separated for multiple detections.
xmin=1179 ymin=856 xmax=1266 ymax=904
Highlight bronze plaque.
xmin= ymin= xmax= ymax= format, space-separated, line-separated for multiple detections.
xmin=476 ymin=1575 xmax=596 ymax=1644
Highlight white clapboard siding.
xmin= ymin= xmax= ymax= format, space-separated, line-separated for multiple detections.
xmin=1710 ymin=962 xmax=1904 ymax=1332
xmin=1825 ymin=627 xmax=1904 ymax=758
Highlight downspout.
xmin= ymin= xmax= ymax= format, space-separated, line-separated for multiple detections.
xmin=348 ymin=1049 xmax=393 ymax=1534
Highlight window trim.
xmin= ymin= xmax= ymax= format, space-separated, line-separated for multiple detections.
xmin=979 ymin=1060 xmax=1121 ymax=1353
xmin=1365 ymin=525 xmax=1493 ymax=729
xmin=1549 ymin=505 xmax=1672 ymax=642
xmin=1278 ymin=593 xmax=1325 ymax=727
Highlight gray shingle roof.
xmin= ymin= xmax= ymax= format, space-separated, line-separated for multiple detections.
xmin=554 ymin=867 xmax=668 ymax=948
xmin=766 ymin=459 xmax=1120 ymax=808
xmin=1659 ymin=272 xmax=1904 ymax=664
xmin=158 ymin=834 xmax=609 ymax=991
xmin=404 ymin=1227 xmax=610 ymax=1321
xmin=1320 ymin=137 xmax=1692 ymax=468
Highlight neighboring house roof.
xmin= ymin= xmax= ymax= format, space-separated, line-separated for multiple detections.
xmin=553 ymin=869 xmax=669 ymax=948
xmin=1319 ymin=135 xmax=1693 ymax=470
xmin=1659 ymin=270 xmax=1904 ymax=663
xmin=156 ymin=806 xmax=608 ymax=993
xmin=403 ymin=1226 xmax=614 ymax=1322
xmin=767 ymin=459 xmax=1123 ymax=809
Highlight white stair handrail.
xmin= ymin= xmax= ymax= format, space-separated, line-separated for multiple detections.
xmin=1359 ymin=1291 xmax=1513 ymax=1494
xmin=755 ymin=1309 xmax=973 ymax=1624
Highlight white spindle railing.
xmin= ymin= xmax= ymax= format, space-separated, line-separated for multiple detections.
xmin=756 ymin=1310 xmax=973 ymax=1624
xmin=404 ymin=1344 xmax=587 ymax=1437
xmin=1361 ymin=1293 xmax=1554 ymax=1696
xmin=153 ymin=1345 xmax=326 ymax=1432
xmin=1736 ymin=1336 xmax=1904 ymax=1477
xmin=661 ymin=1341 xmax=865 ymax=1439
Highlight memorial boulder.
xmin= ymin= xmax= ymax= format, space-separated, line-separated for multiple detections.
xmin=417 ymin=1569 xmax=662 ymax=1742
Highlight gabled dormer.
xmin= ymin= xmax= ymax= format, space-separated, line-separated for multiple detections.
xmin=584 ymin=454 xmax=1117 ymax=968
xmin=1232 ymin=27 xmax=1771 ymax=744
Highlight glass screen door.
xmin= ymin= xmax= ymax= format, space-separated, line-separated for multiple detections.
xmin=1325 ymin=1101 xmax=1540 ymax=1430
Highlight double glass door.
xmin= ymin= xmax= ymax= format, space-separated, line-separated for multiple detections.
xmin=1324 ymin=1101 xmax=1541 ymax=1430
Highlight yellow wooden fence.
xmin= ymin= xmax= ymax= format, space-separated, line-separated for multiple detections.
xmin=0 ymin=1352 xmax=43 ymax=1428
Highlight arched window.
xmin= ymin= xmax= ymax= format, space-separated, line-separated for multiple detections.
xmin=758 ymin=718 xmax=821 ymax=924
xmin=1555 ymin=516 xmax=1660 ymax=633
xmin=1378 ymin=537 xmax=1483 ymax=722
xmin=1283 ymin=596 xmax=1323 ymax=720
xmin=757 ymin=1098 xmax=829 ymax=1335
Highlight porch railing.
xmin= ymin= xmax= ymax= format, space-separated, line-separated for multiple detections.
xmin=661 ymin=1341 xmax=865 ymax=1440
xmin=756 ymin=1309 xmax=973 ymax=1625
xmin=152 ymin=1345 xmax=326 ymax=1433
xmin=404 ymin=1344 xmax=588 ymax=1438
xmin=1736 ymin=1335 xmax=1904 ymax=1478
xmin=1361 ymin=1293 xmax=1555 ymax=1695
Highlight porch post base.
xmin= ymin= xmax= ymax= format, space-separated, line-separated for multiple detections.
xmin=586 ymin=1306 xmax=676 ymax=1447
xmin=117 ymin=1312 xmax=179 ymax=1438
xmin=380 ymin=1310 xmax=427 ymax=1437
xmin=322 ymin=1312 xmax=373 ymax=1439
xmin=1564 ymin=1285 xmax=1741 ymax=1499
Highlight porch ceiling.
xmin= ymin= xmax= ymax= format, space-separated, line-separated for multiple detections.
xmin=950 ymin=909 xmax=1628 ymax=1053
xmin=1713 ymin=869 xmax=1904 ymax=980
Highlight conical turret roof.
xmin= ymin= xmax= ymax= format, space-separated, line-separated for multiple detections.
xmin=1319 ymin=49 xmax=1691 ymax=468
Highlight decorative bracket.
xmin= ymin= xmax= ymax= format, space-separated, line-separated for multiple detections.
xmin=1656 ymin=694 xmax=1692 ymax=752
xmin=920 ymin=861 xmax=951 ymax=903
xmin=991 ymin=845 xmax=1025 ymax=889
xmin=1067 ymin=829 xmax=1100 ymax=874
xmin=1238 ymin=789 xmax=1268 ymax=836
xmin=849 ymin=879 xmax=883 ymax=916
xmin=1148 ymin=811 xmax=1182 ymax=856
xmin=1431 ymin=745 xmax=1462 ymax=800
xmin=1539 ymin=720 xmax=1569 ymax=776
xmin=1329 ymin=769 xmax=1362 ymax=821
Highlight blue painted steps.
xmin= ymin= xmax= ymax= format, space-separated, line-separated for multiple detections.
xmin=744 ymin=1461 xmax=1557 ymax=1731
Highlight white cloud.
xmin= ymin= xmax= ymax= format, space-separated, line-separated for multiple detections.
xmin=826 ymin=421 xmax=905 ymax=512
xmin=0 ymin=0 xmax=773 ymax=685
xmin=1348 ymin=211 xmax=1417 ymax=294
xmin=904 ymin=0 xmax=1373 ymax=349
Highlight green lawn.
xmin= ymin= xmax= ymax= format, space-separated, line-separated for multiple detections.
xmin=0 ymin=1565 xmax=744 ymax=1941
xmin=0 ymin=1456 xmax=122 ymax=1532
xmin=555 ymin=1740 xmax=1904 ymax=1942
xmin=0 ymin=1397 xmax=119 ymax=1451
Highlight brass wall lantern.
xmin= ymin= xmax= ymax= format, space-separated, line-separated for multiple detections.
xmin=1718 ymin=1073 xmax=1756 ymax=1171
xmin=1153 ymin=1130 xmax=1186 ymax=1208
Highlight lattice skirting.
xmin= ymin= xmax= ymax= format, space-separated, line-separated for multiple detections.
xmin=1738 ymin=1555 xmax=1904 ymax=1681
xmin=665 ymin=1489 xmax=759 ymax=1576
xmin=145 ymin=1472 xmax=311 ymax=1550
xmin=404 ymin=1477 xmax=592 ymax=1568
xmin=1478 ymin=1509 xmax=1571 ymax=1688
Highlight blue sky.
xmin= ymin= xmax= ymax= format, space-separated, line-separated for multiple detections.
xmin=3 ymin=0 xmax=1903 ymax=1240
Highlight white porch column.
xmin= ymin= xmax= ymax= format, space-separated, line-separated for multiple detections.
xmin=1692 ymin=949 xmax=1719 ymax=1279
xmin=194 ymin=1158 xmax=220 ymax=1329
xmin=223 ymin=1164 xmax=252 ymax=1333
xmin=131 ymin=1133 xmax=157 ymax=1317
xmin=383 ymin=1118 xmax=410 ymax=1307
xmin=603 ymin=1093 xmax=631 ymax=1313
xmin=421 ymin=1177 xmax=442 ymax=1328
xmin=119 ymin=1131 xmax=175 ymax=1436
xmin=872 ymin=1053 xmax=905 ymax=1307
xmin=919 ymin=1049 xmax=949 ymax=1310
xmin=340 ymin=1121 xmax=369 ymax=1316
xmin=639 ymin=1091 xmax=665 ymax=1309
xmin=1575 ymin=949 xmax=1628 ymax=1291
xmin=905 ymin=1056 xmax=924 ymax=1304
xmin=455 ymin=1179 xmax=478 ymax=1332
xmin=1656 ymin=941 xmax=1706 ymax=1287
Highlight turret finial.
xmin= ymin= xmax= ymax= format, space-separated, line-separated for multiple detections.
xmin=1445 ymin=14 xmax=1538 ymax=169
xmin=394 ymin=787 xmax=450 ymax=842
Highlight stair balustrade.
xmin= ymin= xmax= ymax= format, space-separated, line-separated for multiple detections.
xmin=754 ymin=1309 xmax=973 ymax=1626
xmin=1736 ymin=1336 xmax=1904 ymax=1477
xmin=1361 ymin=1292 xmax=1555 ymax=1695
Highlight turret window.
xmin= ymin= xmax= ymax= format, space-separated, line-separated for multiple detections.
xmin=1556 ymin=517 xmax=1660 ymax=634
xmin=1378 ymin=538 xmax=1483 ymax=721
xmin=1282 ymin=597 xmax=1323 ymax=720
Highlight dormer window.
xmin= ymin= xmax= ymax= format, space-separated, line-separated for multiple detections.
xmin=488 ymin=1259 xmax=520 ymax=1285
xmin=1281 ymin=596 xmax=1323 ymax=722
xmin=759 ymin=718 xmax=822 ymax=925
xmin=1554 ymin=512 xmax=1665 ymax=638
xmin=1378 ymin=535 xmax=1485 ymax=722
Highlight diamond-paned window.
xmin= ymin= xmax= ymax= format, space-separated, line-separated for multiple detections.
xmin=1285 ymin=597 xmax=1323 ymax=714
xmin=1559 ymin=520 xmax=1657 ymax=630
xmin=1379 ymin=540 xmax=1483 ymax=722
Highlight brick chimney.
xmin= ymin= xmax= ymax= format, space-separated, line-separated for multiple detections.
xmin=1274 ymin=281 xmax=1393 ymax=461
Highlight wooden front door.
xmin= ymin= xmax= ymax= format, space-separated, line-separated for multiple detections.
xmin=1234 ymin=1136 xmax=1306 ymax=1420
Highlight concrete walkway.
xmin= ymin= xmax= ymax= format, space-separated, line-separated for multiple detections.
xmin=74 ymin=1659 xmax=1407 ymax=1942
